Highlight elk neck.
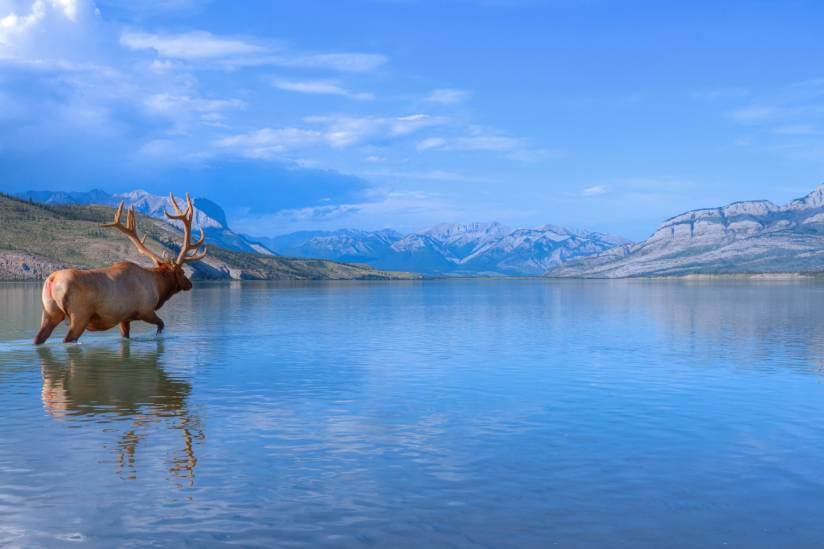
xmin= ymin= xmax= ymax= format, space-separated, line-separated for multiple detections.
xmin=153 ymin=264 xmax=182 ymax=310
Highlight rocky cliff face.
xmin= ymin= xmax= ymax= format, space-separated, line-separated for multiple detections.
xmin=548 ymin=184 xmax=824 ymax=278
xmin=0 ymin=251 xmax=71 ymax=281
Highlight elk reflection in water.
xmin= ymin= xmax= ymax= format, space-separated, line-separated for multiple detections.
xmin=37 ymin=342 xmax=203 ymax=485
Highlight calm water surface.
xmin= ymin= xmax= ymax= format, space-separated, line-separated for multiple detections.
xmin=2 ymin=279 xmax=824 ymax=547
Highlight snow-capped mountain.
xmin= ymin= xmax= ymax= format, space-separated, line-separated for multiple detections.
xmin=547 ymin=184 xmax=824 ymax=278
xmin=263 ymin=223 xmax=628 ymax=276
xmin=265 ymin=229 xmax=403 ymax=262
xmin=16 ymin=189 xmax=275 ymax=256
xmin=110 ymin=189 xmax=227 ymax=232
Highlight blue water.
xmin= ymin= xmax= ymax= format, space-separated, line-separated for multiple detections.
xmin=2 ymin=279 xmax=824 ymax=547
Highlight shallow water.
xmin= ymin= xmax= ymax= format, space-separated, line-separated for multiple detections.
xmin=2 ymin=279 xmax=824 ymax=547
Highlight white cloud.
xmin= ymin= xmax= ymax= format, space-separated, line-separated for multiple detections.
xmin=305 ymin=113 xmax=444 ymax=147
xmin=364 ymin=168 xmax=493 ymax=183
xmin=425 ymin=88 xmax=470 ymax=105
xmin=145 ymin=93 xmax=244 ymax=114
xmin=143 ymin=93 xmax=244 ymax=128
xmin=271 ymin=78 xmax=373 ymax=100
xmin=582 ymin=185 xmax=608 ymax=197
xmin=0 ymin=0 xmax=97 ymax=61
xmin=415 ymin=126 xmax=556 ymax=162
xmin=51 ymin=0 xmax=77 ymax=20
xmin=120 ymin=30 xmax=265 ymax=59
xmin=417 ymin=137 xmax=446 ymax=151
xmin=119 ymin=30 xmax=387 ymax=73
xmin=216 ymin=114 xmax=445 ymax=158
xmin=0 ymin=0 xmax=46 ymax=39
xmin=216 ymin=127 xmax=325 ymax=158
xmin=453 ymin=134 xmax=522 ymax=151
xmin=280 ymin=52 xmax=386 ymax=73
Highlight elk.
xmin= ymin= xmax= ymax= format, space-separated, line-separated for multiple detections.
xmin=33 ymin=193 xmax=208 ymax=345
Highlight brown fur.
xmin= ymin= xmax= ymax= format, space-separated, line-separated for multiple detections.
xmin=34 ymin=261 xmax=192 ymax=345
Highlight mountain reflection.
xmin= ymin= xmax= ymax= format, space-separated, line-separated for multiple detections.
xmin=37 ymin=342 xmax=203 ymax=485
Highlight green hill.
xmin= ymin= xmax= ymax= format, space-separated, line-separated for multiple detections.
xmin=0 ymin=194 xmax=419 ymax=281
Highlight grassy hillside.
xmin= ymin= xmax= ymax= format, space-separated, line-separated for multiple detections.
xmin=0 ymin=194 xmax=419 ymax=281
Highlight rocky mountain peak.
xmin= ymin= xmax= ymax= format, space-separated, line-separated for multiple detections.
xmin=423 ymin=222 xmax=510 ymax=240
xmin=548 ymin=183 xmax=824 ymax=278
xmin=787 ymin=183 xmax=824 ymax=210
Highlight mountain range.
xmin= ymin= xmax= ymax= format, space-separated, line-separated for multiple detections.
xmin=260 ymin=223 xmax=628 ymax=276
xmin=25 ymin=184 xmax=824 ymax=279
xmin=548 ymin=184 xmax=824 ymax=278
xmin=0 ymin=193 xmax=416 ymax=281
xmin=18 ymin=189 xmax=628 ymax=276
xmin=16 ymin=189 xmax=275 ymax=256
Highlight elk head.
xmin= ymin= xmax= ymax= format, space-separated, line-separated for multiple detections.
xmin=101 ymin=192 xmax=208 ymax=293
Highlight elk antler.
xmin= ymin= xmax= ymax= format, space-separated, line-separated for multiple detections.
xmin=101 ymin=202 xmax=166 ymax=266
xmin=165 ymin=192 xmax=207 ymax=265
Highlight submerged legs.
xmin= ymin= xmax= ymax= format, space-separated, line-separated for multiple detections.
xmin=140 ymin=312 xmax=165 ymax=336
xmin=63 ymin=313 xmax=91 ymax=343
xmin=33 ymin=310 xmax=65 ymax=345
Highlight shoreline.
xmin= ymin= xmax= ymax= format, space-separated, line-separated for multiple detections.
xmin=3 ymin=272 xmax=823 ymax=284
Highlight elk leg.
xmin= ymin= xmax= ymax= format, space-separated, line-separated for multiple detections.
xmin=34 ymin=310 xmax=64 ymax=345
xmin=64 ymin=313 xmax=91 ymax=343
xmin=119 ymin=321 xmax=131 ymax=339
xmin=140 ymin=312 xmax=165 ymax=335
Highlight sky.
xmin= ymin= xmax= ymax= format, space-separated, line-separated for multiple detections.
xmin=1 ymin=0 xmax=824 ymax=240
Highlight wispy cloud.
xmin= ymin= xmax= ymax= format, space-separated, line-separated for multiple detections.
xmin=415 ymin=131 xmax=520 ymax=152
xmin=271 ymin=78 xmax=373 ymax=100
xmin=120 ymin=30 xmax=264 ymax=59
xmin=415 ymin=127 xmax=559 ymax=162
xmin=582 ymin=185 xmax=608 ymax=197
xmin=277 ymin=52 xmax=387 ymax=73
xmin=363 ymin=169 xmax=494 ymax=183
xmin=143 ymin=93 xmax=245 ymax=128
xmin=416 ymin=137 xmax=446 ymax=151
xmin=216 ymin=127 xmax=325 ymax=158
xmin=724 ymin=78 xmax=824 ymax=161
xmin=119 ymin=30 xmax=388 ymax=72
xmin=216 ymin=113 xmax=445 ymax=158
xmin=453 ymin=134 xmax=522 ymax=151
xmin=233 ymin=189 xmax=462 ymax=236
xmin=305 ymin=113 xmax=444 ymax=147
xmin=727 ymin=79 xmax=824 ymax=125
xmin=425 ymin=88 xmax=471 ymax=105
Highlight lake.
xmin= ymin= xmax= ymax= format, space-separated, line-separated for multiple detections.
xmin=2 ymin=279 xmax=824 ymax=547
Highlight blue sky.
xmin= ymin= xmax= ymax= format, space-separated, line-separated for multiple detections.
xmin=1 ymin=0 xmax=823 ymax=239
